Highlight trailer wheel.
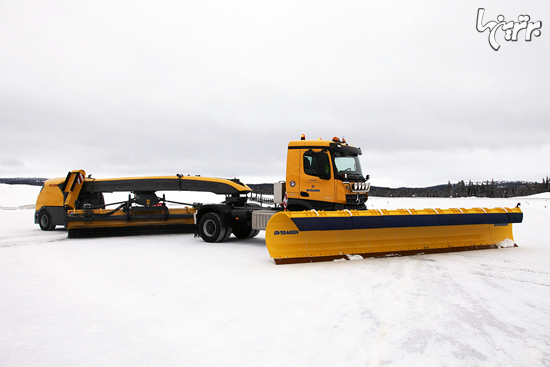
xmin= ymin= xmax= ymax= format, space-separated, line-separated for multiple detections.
xmin=232 ymin=226 xmax=260 ymax=239
xmin=198 ymin=212 xmax=228 ymax=243
xmin=39 ymin=210 xmax=55 ymax=231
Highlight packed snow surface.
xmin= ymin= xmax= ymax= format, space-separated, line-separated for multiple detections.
xmin=1 ymin=184 xmax=549 ymax=366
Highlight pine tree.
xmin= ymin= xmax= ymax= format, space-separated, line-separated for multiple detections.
xmin=445 ymin=181 xmax=452 ymax=197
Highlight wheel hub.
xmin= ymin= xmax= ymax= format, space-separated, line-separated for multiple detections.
xmin=203 ymin=219 xmax=216 ymax=237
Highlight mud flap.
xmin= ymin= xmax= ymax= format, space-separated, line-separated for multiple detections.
xmin=265 ymin=207 xmax=523 ymax=264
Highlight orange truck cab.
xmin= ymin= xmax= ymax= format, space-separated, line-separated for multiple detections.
xmin=284 ymin=136 xmax=370 ymax=211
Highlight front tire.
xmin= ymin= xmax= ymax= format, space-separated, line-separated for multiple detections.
xmin=39 ymin=211 xmax=55 ymax=231
xmin=198 ymin=212 xmax=228 ymax=243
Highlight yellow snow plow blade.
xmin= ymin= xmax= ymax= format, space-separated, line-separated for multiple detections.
xmin=265 ymin=207 xmax=523 ymax=264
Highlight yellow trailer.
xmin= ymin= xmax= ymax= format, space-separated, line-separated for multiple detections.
xmin=35 ymin=170 xmax=255 ymax=239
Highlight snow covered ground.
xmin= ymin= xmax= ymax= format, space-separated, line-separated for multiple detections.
xmin=1 ymin=184 xmax=549 ymax=366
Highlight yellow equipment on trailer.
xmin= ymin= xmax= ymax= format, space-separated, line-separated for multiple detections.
xmin=35 ymin=170 xmax=254 ymax=239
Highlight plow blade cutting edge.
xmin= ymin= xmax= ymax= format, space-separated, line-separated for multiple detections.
xmin=265 ymin=207 xmax=523 ymax=264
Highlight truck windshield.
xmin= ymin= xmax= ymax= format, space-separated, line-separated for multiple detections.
xmin=334 ymin=155 xmax=363 ymax=176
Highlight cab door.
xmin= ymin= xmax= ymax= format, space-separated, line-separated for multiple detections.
xmin=299 ymin=149 xmax=335 ymax=206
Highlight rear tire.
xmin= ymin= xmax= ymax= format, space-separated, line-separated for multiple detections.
xmin=39 ymin=211 xmax=55 ymax=231
xmin=198 ymin=212 xmax=228 ymax=243
xmin=222 ymin=226 xmax=233 ymax=241
xmin=232 ymin=226 xmax=260 ymax=239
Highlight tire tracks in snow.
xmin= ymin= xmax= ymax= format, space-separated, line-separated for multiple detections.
xmin=0 ymin=235 xmax=68 ymax=248
xmin=414 ymin=253 xmax=550 ymax=288
xmin=368 ymin=259 xmax=420 ymax=367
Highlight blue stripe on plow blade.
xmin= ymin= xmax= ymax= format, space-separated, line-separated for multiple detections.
xmin=290 ymin=212 xmax=523 ymax=232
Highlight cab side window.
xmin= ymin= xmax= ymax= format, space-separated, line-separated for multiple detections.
xmin=303 ymin=151 xmax=317 ymax=176
xmin=303 ymin=150 xmax=330 ymax=179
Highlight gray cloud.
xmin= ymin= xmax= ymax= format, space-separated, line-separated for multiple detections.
xmin=1 ymin=158 xmax=24 ymax=168
xmin=0 ymin=1 xmax=548 ymax=187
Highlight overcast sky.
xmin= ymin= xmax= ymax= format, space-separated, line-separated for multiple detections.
xmin=0 ymin=1 xmax=548 ymax=187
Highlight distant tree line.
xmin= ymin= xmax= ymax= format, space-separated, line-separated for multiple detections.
xmin=3 ymin=177 xmax=549 ymax=198
xmin=249 ymin=178 xmax=550 ymax=198
xmin=371 ymin=177 xmax=550 ymax=198
xmin=248 ymin=184 xmax=274 ymax=195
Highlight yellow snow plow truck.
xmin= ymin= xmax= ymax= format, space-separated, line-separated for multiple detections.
xmin=35 ymin=135 xmax=523 ymax=264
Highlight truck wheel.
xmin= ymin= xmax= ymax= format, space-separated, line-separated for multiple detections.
xmin=222 ymin=226 xmax=233 ymax=241
xmin=39 ymin=211 xmax=55 ymax=231
xmin=198 ymin=212 xmax=228 ymax=243
xmin=232 ymin=226 xmax=260 ymax=239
